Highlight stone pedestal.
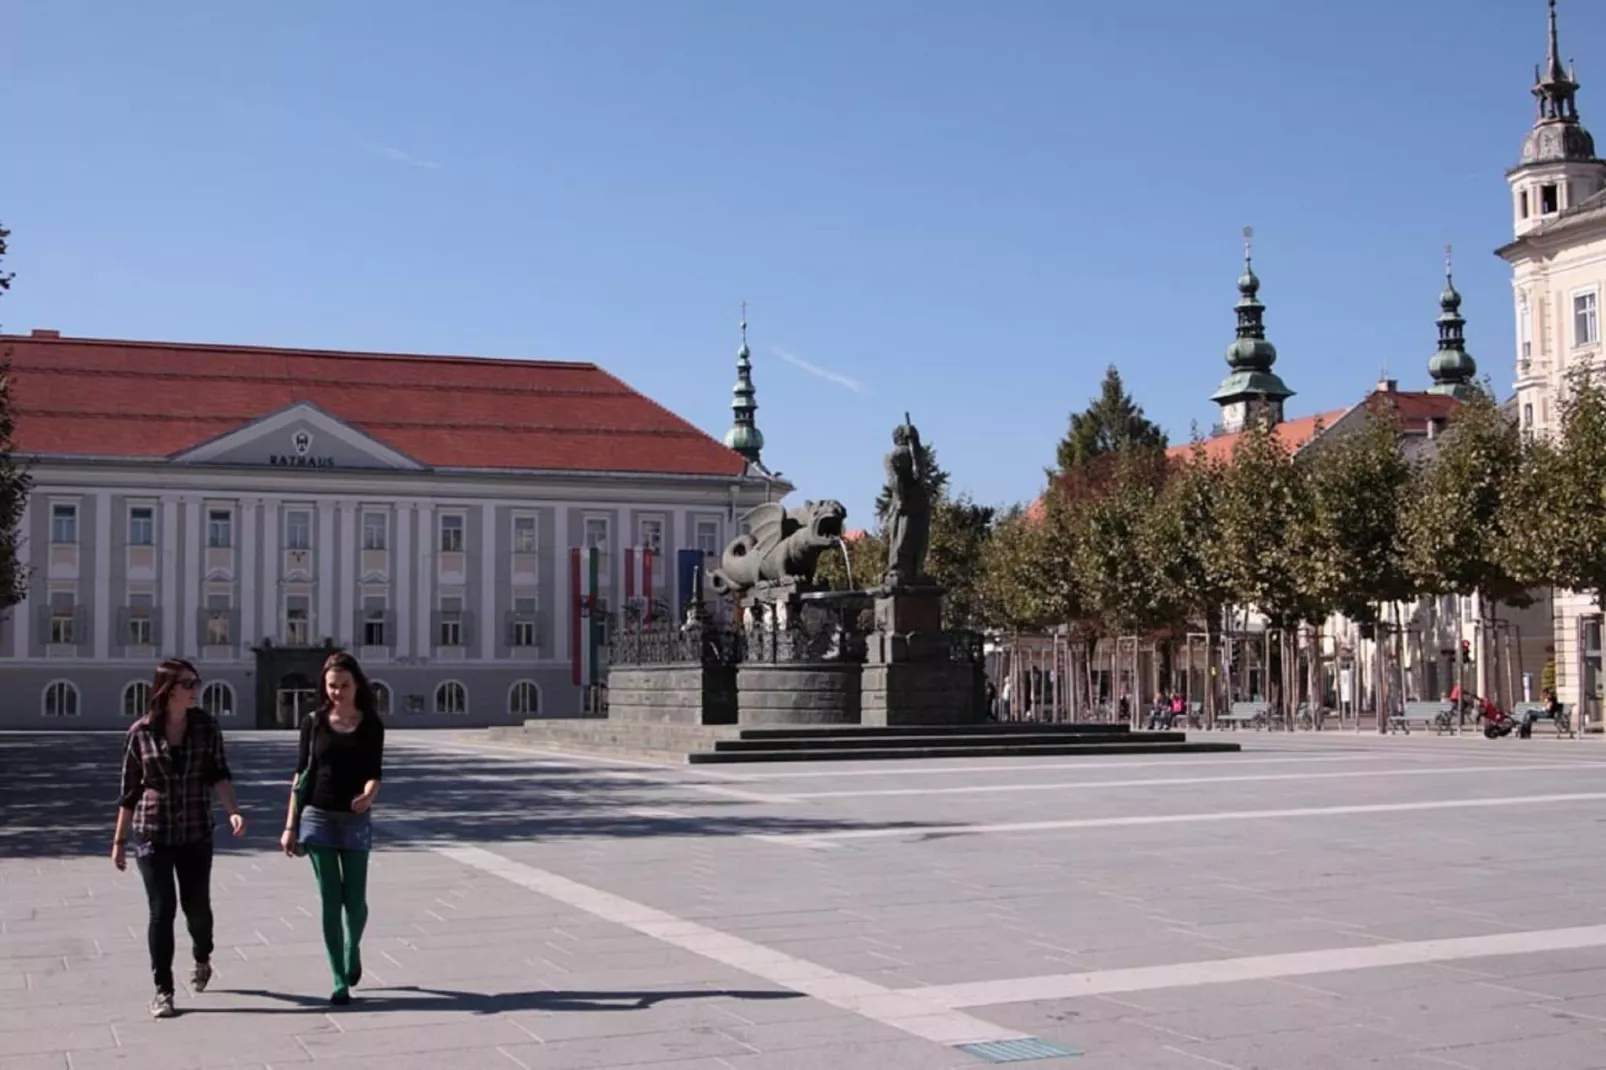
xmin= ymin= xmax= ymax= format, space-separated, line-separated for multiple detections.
xmin=736 ymin=663 xmax=862 ymax=725
xmin=607 ymin=665 xmax=737 ymax=725
xmin=860 ymin=586 xmax=981 ymax=726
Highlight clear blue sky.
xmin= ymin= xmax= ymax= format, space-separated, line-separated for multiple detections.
xmin=4 ymin=0 xmax=1598 ymax=527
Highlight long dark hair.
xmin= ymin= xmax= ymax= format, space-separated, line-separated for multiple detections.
xmin=143 ymin=658 xmax=200 ymax=731
xmin=317 ymin=651 xmax=378 ymax=721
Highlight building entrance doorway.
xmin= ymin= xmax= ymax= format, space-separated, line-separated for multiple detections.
xmin=275 ymin=673 xmax=318 ymax=729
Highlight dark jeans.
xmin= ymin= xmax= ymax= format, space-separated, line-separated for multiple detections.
xmin=134 ymin=840 xmax=215 ymax=993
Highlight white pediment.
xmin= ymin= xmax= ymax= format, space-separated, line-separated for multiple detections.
xmin=171 ymin=402 xmax=427 ymax=471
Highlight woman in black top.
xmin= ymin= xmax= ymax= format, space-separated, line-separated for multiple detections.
xmin=279 ymin=651 xmax=384 ymax=1005
xmin=114 ymin=658 xmax=246 ymax=1019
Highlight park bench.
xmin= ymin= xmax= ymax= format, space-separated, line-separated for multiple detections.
xmin=1390 ymin=700 xmax=1451 ymax=734
xmin=1511 ymin=702 xmax=1576 ymax=738
xmin=1219 ymin=701 xmax=1270 ymax=730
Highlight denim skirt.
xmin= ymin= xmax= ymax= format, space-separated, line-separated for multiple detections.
xmin=298 ymin=806 xmax=373 ymax=852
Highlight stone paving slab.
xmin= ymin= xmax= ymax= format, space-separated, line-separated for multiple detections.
xmin=7 ymin=729 xmax=1606 ymax=1068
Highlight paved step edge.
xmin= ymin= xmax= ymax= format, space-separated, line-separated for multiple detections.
xmin=687 ymin=741 xmax=1243 ymax=764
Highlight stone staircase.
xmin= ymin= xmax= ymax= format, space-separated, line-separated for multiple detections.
xmin=485 ymin=720 xmax=1241 ymax=764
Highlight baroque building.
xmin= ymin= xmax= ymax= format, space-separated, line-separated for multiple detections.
xmin=3 ymin=327 xmax=784 ymax=729
xmin=1496 ymin=0 xmax=1606 ymax=726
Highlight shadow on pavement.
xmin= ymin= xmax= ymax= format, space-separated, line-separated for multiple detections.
xmin=0 ymin=731 xmax=941 ymax=860
xmin=202 ymin=985 xmax=803 ymax=1016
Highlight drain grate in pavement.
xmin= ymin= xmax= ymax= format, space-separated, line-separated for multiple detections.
xmin=955 ymin=1037 xmax=1082 ymax=1062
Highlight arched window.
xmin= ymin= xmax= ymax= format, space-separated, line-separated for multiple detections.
xmin=122 ymin=680 xmax=152 ymax=719
xmin=201 ymin=681 xmax=235 ymax=718
xmin=371 ymin=681 xmax=392 ymax=717
xmin=508 ymin=680 xmax=541 ymax=717
xmin=43 ymin=680 xmax=80 ymax=718
xmin=434 ymin=680 xmax=467 ymax=716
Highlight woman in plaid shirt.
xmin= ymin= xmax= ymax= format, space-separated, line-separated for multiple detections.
xmin=113 ymin=658 xmax=246 ymax=1019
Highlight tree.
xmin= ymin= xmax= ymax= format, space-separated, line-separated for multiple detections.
xmin=1072 ymin=448 xmax=1169 ymax=637
xmin=1502 ymin=366 xmax=1606 ymax=635
xmin=926 ymin=493 xmax=996 ymax=629
xmin=0 ymin=221 xmax=31 ymax=616
xmin=1053 ymin=365 xmax=1167 ymax=477
xmin=1400 ymin=388 xmax=1529 ymax=609
xmin=814 ymin=528 xmax=885 ymax=593
xmin=1213 ymin=419 xmax=1312 ymax=718
xmin=874 ymin=437 xmax=948 ymax=528
xmin=1138 ymin=443 xmax=1231 ymax=723
xmin=977 ymin=504 xmax=1062 ymax=633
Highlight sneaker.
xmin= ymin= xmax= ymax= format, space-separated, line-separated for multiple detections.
xmin=150 ymin=991 xmax=176 ymax=1019
xmin=190 ymin=960 xmax=212 ymax=993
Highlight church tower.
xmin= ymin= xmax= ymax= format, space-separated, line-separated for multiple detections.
xmin=1211 ymin=227 xmax=1294 ymax=435
xmin=1427 ymin=246 xmax=1479 ymax=401
xmin=723 ymin=303 xmax=765 ymax=466
xmin=1508 ymin=0 xmax=1606 ymax=238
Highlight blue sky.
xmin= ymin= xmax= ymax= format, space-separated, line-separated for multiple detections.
xmin=3 ymin=0 xmax=1599 ymax=527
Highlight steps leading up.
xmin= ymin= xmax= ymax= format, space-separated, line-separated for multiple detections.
xmin=486 ymin=719 xmax=1240 ymax=764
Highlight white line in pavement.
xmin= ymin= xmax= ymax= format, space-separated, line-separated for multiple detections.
xmin=763 ymin=792 xmax=1606 ymax=845
xmin=780 ymin=762 xmax=1603 ymax=800
xmin=904 ymin=924 xmax=1606 ymax=1008
xmin=730 ymin=754 xmax=1407 ymax=781
xmin=436 ymin=844 xmax=1025 ymax=1047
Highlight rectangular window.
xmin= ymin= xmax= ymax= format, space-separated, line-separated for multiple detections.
xmin=207 ymin=509 xmax=233 ymax=548
xmin=1542 ymin=183 xmax=1560 ymax=214
xmin=438 ymin=596 xmax=464 ymax=647
xmin=512 ymin=595 xmax=537 ymax=647
xmin=512 ymin=515 xmax=538 ymax=554
xmin=363 ymin=595 xmax=388 ymax=646
xmin=1520 ymin=189 xmax=1530 ymax=218
xmin=362 ymin=511 xmax=387 ymax=551
xmin=1523 ymin=403 xmax=1535 ymax=428
xmin=1519 ymin=302 xmax=1533 ymax=361
xmin=205 ymin=594 xmax=231 ymax=645
xmin=638 ymin=516 xmax=664 ymax=554
xmin=128 ymin=506 xmax=155 ymax=546
xmin=285 ymin=595 xmax=310 ymax=646
xmin=584 ymin=516 xmax=609 ymax=553
xmin=49 ymin=591 xmax=76 ymax=644
xmin=694 ymin=519 xmax=720 ymax=556
xmin=439 ymin=513 xmax=465 ymax=553
xmin=1574 ymin=291 xmax=1598 ymax=347
xmin=284 ymin=509 xmax=312 ymax=550
xmin=128 ymin=593 xmax=154 ymax=646
xmin=51 ymin=504 xmax=78 ymax=545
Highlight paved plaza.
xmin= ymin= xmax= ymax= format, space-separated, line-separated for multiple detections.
xmin=4 ymin=728 xmax=1606 ymax=1069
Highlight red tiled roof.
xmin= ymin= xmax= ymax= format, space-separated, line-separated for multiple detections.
xmin=2 ymin=333 xmax=751 ymax=477
xmin=1165 ymin=408 xmax=1347 ymax=465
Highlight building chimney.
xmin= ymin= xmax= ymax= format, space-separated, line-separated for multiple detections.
xmin=1375 ymin=377 xmax=1397 ymax=393
xmin=30 ymin=329 xmax=60 ymax=339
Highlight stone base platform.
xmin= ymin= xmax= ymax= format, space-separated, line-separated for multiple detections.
xmin=485 ymin=720 xmax=1242 ymax=764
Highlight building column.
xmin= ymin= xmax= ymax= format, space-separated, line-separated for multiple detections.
xmin=239 ymin=498 xmax=259 ymax=649
xmin=394 ymin=502 xmax=413 ymax=658
xmin=554 ymin=506 xmax=570 ymax=664
xmin=480 ymin=503 xmax=497 ymax=661
xmin=181 ymin=496 xmax=202 ymax=658
xmin=316 ymin=499 xmax=336 ymax=644
xmin=93 ymin=491 xmax=112 ymax=661
xmin=159 ymin=497 xmax=181 ymax=657
xmin=260 ymin=498 xmax=280 ymax=642
xmin=337 ymin=499 xmax=357 ymax=647
xmin=416 ymin=502 xmax=434 ymax=658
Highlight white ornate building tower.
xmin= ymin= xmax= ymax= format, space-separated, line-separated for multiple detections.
xmin=1496 ymin=0 xmax=1606 ymax=724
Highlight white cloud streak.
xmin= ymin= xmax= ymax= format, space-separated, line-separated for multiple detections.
xmin=361 ymin=141 xmax=443 ymax=170
xmin=769 ymin=346 xmax=867 ymax=394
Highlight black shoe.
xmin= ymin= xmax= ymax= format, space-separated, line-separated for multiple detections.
xmin=190 ymin=960 xmax=212 ymax=993
xmin=330 ymin=987 xmax=351 ymax=1006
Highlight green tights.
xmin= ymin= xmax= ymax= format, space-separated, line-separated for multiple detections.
xmin=306 ymin=847 xmax=369 ymax=995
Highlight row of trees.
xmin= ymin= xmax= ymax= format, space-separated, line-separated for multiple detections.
xmin=0 ymin=222 xmax=31 ymax=618
xmin=820 ymin=362 xmax=1606 ymax=720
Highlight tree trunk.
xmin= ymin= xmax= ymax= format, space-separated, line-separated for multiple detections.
xmin=1375 ymin=604 xmax=1389 ymax=735
xmin=1204 ymin=605 xmax=1219 ymax=729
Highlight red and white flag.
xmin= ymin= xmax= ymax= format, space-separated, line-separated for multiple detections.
xmin=623 ymin=546 xmax=655 ymax=607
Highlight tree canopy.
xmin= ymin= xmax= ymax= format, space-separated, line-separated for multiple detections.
xmin=1212 ymin=419 xmax=1311 ymax=627
xmin=0 ymin=221 xmax=31 ymax=614
xmin=1399 ymin=387 xmax=1529 ymax=607
xmin=1053 ymin=365 xmax=1167 ymax=477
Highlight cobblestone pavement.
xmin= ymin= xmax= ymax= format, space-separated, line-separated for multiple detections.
xmin=4 ymin=727 xmax=1606 ymax=1069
